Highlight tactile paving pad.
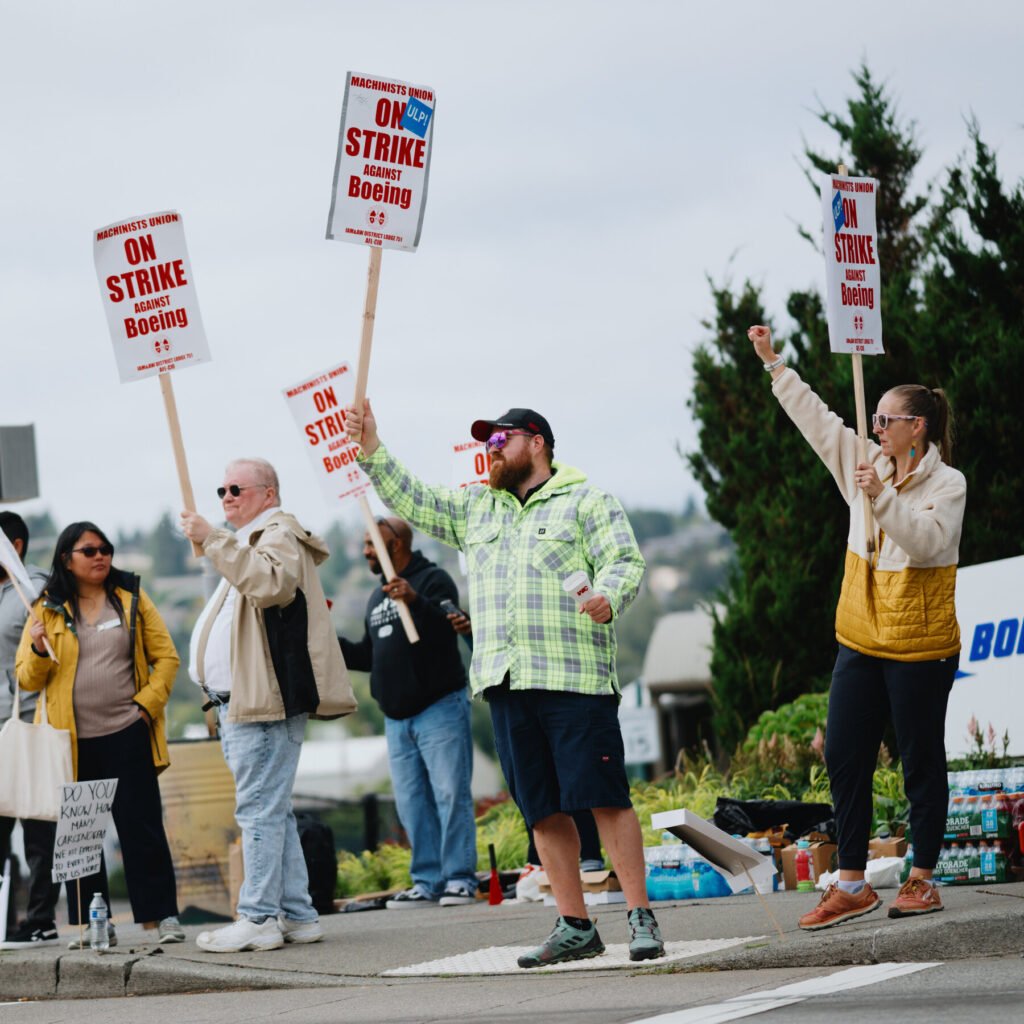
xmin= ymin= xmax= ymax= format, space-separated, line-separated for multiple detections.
xmin=382 ymin=936 xmax=765 ymax=976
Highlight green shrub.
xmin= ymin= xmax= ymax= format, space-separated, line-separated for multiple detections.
xmin=743 ymin=693 xmax=829 ymax=750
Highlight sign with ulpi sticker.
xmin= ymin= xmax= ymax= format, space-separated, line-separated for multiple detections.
xmin=283 ymin=362 xmax=373 ymax=506
xmin=451 ymin=439 xmax=491 ymax=490
xmin=326 ymin=71 xmax=435 ymax=252
xmin=93 ymin=211 xmax=212 ymax=382
xmin=820 ymin=174 xmax=884 ymax=356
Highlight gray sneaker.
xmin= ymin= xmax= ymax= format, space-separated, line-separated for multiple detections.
xmin=517 ymin=917 xmax=605 ymax=968
xmin=627 ymin=906 xmax=664 ymax=961
xmin=158 ymin=916 xmax=186 ymax=943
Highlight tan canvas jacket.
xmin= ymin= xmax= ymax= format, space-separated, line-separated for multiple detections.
xmin=201 ymin=510 xmax=357 ymax=722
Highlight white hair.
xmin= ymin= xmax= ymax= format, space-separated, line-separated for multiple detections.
xmin=226 ymin=458 xmax=281 ymax=504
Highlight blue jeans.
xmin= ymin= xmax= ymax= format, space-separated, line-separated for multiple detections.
xmin=385 ymin=690 xmax=477 ymax=896
xmin=219 ymin=709 xmax=316 ymax=922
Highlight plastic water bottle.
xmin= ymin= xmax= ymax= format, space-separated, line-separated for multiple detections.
xmin=89 ymin=893 xmax=109 ymax=951
xmin=795 ymin=840 xmax=814 ymax=892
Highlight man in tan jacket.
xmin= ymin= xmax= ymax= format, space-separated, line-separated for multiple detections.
xmin=182 ymin=458 xmax=356 ymax=953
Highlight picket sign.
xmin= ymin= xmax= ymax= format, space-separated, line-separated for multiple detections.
xmin=93 ymin=211 xmax=211 ymax=556
xmin=451 ymin=439 xmax=491 ymax=490
xmin=0 ymin=529 xmax=57 ymax=662
xmin=324 ymin=72 xmax=436 ymax=644
xmin=822 ymin=163 xmax=884 ymax=553
xmin=282 ymin=363 xmax=418 ymax=644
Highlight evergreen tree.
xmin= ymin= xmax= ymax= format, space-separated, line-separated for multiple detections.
xmin=920 ymin=126 xmax=1024 ymax=565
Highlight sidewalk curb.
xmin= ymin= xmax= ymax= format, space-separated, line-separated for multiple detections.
xmin=3 ymin=891 xmax=1022 ymax=999
xmin=0 ymin=951 xmax=353 ymax=1001
xmin=669 ymin=903 xmax=1024 ymax=973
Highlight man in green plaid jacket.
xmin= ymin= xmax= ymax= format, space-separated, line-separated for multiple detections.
xmin=346 ymin=401 xmax=665 ymax=967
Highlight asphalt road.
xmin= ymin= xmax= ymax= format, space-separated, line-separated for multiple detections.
xmin=3 ymin=956 xmax=1022 ymax=1024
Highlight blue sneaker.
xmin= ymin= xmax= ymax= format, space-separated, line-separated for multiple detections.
xmin=517 ymin=917 xmax=604 ymax=968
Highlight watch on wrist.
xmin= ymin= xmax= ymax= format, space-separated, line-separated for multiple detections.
xmin=762 ymin=356 xmax=785 ymax=373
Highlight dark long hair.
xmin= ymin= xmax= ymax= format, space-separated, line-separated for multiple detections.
xmin=887 ymin=385 xmax=955 ymax=466
xmin=43 ymin=521 xmax=125 ymax=623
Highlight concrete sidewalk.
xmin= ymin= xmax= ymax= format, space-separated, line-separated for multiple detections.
xmin=2 ymin=883 xmax=1022 ymax=1000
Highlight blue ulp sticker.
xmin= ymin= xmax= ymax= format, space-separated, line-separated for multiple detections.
xmin=832 ymin=190 xmax=846 ymax=232
xmin=401 ymin=97 xmax=433 ymax=138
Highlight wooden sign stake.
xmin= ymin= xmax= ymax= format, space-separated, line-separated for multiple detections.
xmin=838 ymin=163 xmax=876 ymax=556
xmin=350 ymin=245 xmax=418 ymax=644
xmin=158 ymin=373 xmax=204 ymax=558
xmin=744 ymin=866 xmax=785 ymax=941
xmin=359 ymin=496 xmax=419 ymax=644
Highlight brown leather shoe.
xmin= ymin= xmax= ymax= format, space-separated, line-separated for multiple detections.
xmin=798 ymin=882 xmax=881 ymax=930
xmin=887 ymin=877 xmax=943 ymax=918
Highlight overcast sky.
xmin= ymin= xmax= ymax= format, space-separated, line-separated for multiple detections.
xmin=2 ymin=0 xmax=1022 ymax=539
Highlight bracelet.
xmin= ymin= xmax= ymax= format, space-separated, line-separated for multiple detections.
xmin=762 ymin=356 xmax=785 ymax=373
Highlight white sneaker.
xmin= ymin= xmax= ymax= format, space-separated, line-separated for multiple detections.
xmin=279 ymin=916 xmax=324 ymax=944
xmin=196 ymin=917 xmax=284 ymax=953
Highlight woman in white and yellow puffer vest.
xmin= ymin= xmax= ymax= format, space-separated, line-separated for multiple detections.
xmin=748 ymin=325 xmax=965 ymax=932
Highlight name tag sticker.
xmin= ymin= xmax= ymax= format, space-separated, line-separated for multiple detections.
xmin=97 ymin=619 xmax=122 ymax=632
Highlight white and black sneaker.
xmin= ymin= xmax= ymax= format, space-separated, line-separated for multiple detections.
xmin=0 ymin=921 xmax=59 ymax=949
xmin=385 ymin=886 xmax=438 ymax=909
xmin=438 ymin=883 xmax=478 ymax=907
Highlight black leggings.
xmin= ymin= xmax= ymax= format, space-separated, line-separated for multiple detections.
xmin=826 ymin=644 xmax=957 ymax=871
xmin=66 ymin=718 xmax=179 ymax=925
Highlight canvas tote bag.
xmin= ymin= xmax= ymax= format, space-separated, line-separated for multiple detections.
xmin=0 ymin=682 xmax=73 ymax=821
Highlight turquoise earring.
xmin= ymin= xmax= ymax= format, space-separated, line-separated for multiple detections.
xmin=910 ymin=445 xmax=917 ymax=460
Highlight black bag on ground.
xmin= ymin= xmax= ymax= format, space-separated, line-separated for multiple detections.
xmin=295 ymin=812 xmax=338 ymax=914
xmin=712 ymin=797 xmax=835 ymax=841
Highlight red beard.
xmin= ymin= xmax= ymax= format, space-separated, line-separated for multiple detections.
xmin=489 ymin=451 xmax=533 ymax=492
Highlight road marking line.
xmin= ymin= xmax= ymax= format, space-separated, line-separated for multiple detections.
xmin=383 ymin=936 xmax=765 ymax=976
xmin=628 ymin=962 xmax=942 ymax=1023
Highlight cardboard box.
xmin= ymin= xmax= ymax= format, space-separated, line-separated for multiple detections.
xmin=780 ymin=842 xmax=837 ymax=891
xmin=869 ymin=836 xmax=908 ymax=859
xmin=536 ymin=869 xmax=621 ymax=895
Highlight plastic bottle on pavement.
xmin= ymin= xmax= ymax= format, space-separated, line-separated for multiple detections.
xmin=89 ymin=893 xmax=109 ymax=951
xmin=795 ymin=840 xmax=814 ymax=892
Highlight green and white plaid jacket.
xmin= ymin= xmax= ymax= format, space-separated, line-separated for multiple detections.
xmin=359 ymin=446 xmax=645 ymax=698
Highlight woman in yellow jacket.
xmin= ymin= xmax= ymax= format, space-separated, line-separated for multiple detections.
xmin=16 ymin=521 xmax=184 ymax=947
xmin=749 ymin=326 xmax=966 ymax=931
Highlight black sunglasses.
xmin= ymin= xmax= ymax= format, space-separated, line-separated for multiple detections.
xmin=72 ymin=544 xmax=114 ymax=559
xmin=217 ymin=484 xmax=269 ymax=499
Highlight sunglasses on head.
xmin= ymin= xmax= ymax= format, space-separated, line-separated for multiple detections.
xmin=217 ymin=484 xmax=268 ymax=499
xmin=72 ymin=544 xmax=114 ymax=559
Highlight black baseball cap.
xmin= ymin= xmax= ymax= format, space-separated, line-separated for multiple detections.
xmin=470 ymin=408 xmax=555 ymax=449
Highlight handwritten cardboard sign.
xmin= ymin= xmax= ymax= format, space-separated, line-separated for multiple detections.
xmin=51 ymin=778 xmax=118 ymax=884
